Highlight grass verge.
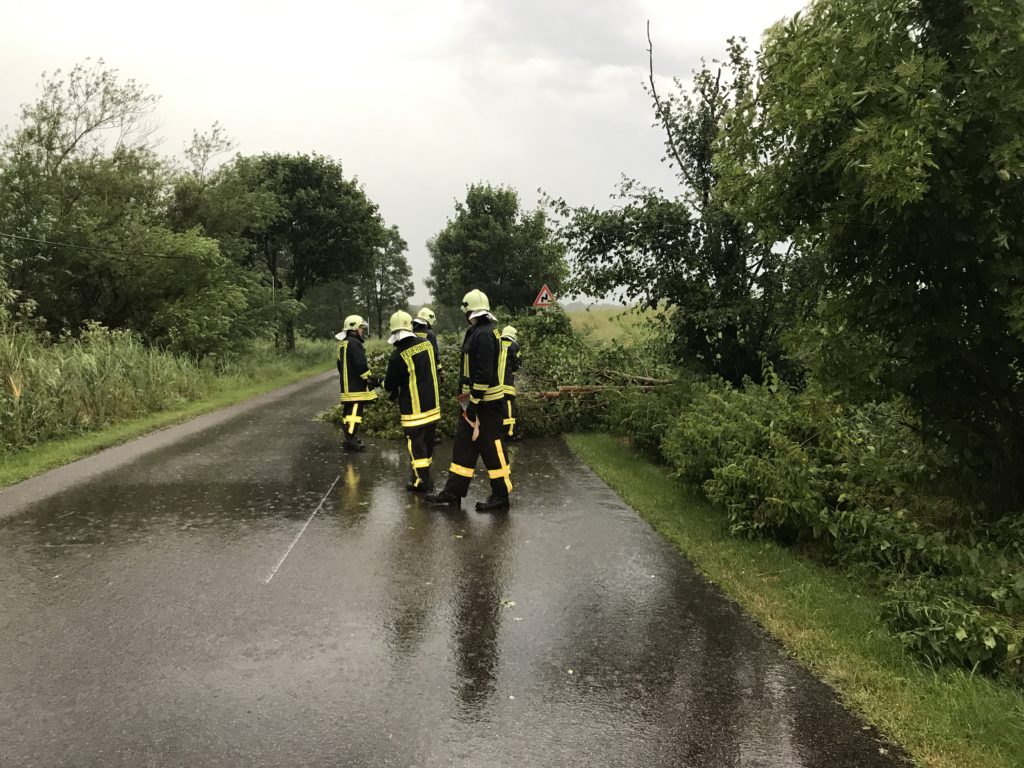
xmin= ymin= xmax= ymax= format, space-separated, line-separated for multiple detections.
xmin=0 ymin=363 xmax=330 ymax=489
xmin=566 ymin=433 xmax=1024 ymax=768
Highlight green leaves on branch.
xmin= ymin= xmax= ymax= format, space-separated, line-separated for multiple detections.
xmin=427 ymin=183 xmax=568 ymax=311
xmin=716 ymin=0 xmax=1024 ymax=509
xmin=1 ymin=61 xmax=402 ymax=358
xmin=551 ymin=40 xmax=787 ymax=386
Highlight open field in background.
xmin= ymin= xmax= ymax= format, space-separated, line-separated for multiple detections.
xmin=564 ymin=303 xmax=662 ymax=344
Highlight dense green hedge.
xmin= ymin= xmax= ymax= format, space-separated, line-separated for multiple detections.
xmin=616 ymin=378 xmax=1024 ymax=687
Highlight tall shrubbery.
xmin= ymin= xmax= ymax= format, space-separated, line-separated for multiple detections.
xmin=0 ymin=322 xmax=333 ymax=454
xmin=616 ymin=376 xmax=1023 ymax=686
xmin=717 ymin=0 xmax=1024 ymax=511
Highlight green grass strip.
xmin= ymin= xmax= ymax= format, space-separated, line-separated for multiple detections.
xmin=566 ymin=433 xmax=1024 ymax=768
xmin=1 ymin=364 xmax=331 ymax=489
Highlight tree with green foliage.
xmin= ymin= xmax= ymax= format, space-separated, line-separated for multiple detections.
xmin=716 ymin=0 xmax=1024 ymax=507
xmin=240 ymin=153 xmax=387 ymax=348
xmin=0 ymin=61 xmax=276 ymax=356
xmin=354 ymin=226 xmax=413 ymax=337
xmin=165 ymin=128 xmax=302 ymax=345
xmin=550 ymin=37 xmax=786 ymax=385
xmin=0 ymin=60 xmax=159 ymax=329
xmin=426 ymin=183 xmax=567 ymax=311
xmin=167 ymin=125 xmax=282 ymax=264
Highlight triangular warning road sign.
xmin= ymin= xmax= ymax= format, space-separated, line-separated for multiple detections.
xmin=532 ymin=284 xmax=555 ymax=307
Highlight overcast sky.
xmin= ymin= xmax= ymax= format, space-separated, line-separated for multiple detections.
xmin=1 ymin=0 xmax=803 ymax=302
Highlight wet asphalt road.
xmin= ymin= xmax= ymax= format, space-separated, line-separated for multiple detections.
xmin=0 ymin=373 xmax=907 ymax=768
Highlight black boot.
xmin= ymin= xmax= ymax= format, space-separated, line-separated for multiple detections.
xmin=425 ymin=490 xmax=461 ymax=506
xmin=407 ymin=478 xmax=434 ymax=493
xmin=475 ymin=494 xmax=510 ymax=513
xmin=343 ymin=436 xmax=365 ymax=452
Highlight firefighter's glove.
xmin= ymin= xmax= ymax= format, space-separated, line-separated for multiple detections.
xmin=367 ymin=375 xmax=382 ymax=389
xmin=465 ymin=401 xmax=478 ymax=423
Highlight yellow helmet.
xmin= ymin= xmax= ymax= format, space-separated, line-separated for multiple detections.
xmin=460 ymin=289 xmax=490 ymax=314
xmin=389 ymin=310 xmax=414 ymax=333
xmin=343 ymin=315 xmax=368 ymax=332
xmin=416 ymin=307 xmax=436 ymax=325
xmin=501 ymin=325 xmax=518 ymax=341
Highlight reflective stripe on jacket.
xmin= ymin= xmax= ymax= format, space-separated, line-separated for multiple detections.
xmin=338 ymin=333 xmax=378 ymax=403
xmin=414 ymin=326 xmax=441 ymax=370
xmin=498 ymin=338 xmax=521 ymax=396
xmin=384 ymin=337 xmax=441 ymax=427
xmin=459 ymin=318 xmax=503 ymax=404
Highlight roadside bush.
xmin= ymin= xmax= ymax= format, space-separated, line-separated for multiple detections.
xmin=596 ymin=380 xmax=702 ymax=458
xmin=655 ymin=375 xmax=1024 ymax=685
xmin=1 ymin=322 xmax=333 ymax=454
xmin=1 ymin=322 xmax=211 ymax=452
xmin=884 ymin=579 xmax=1023 ymax=686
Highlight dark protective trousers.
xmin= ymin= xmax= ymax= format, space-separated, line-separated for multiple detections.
xmin=502 ymin=396 xmax=517 ymax=439
xmin=341 ymin=401 xmax=366 ymax=437
xmin=441 ymin=402 xmax=513 ymax=498
xmin=405 ymin=423 xmax=437 ymax=489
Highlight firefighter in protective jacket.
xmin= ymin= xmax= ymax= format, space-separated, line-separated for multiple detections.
xmin=426 ymin=289 xmax=512 ymax=512
xmin=336 ymin=315 xmax=379 ymax=452
xmin=413 ymin=306 xmax=444 ymax=445
xmin=383 ymin=310 xmax=441 ymax=491
xmin=498 ymin=325 xmax=522 ymax=440
xmin=412 ymin=306 xmax=441 ymax=375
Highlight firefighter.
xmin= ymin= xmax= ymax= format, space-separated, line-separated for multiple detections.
xmin=383 ymin=310 xmax=441 ymax=492
xmin=413 ymin=306 xmax=445 ymax=445
xmin=498 ymin=325 xmax=522 ymax=441
xmin=412 ymin=307 xmax=441 ymax=373
xmin=426 ymin=289 xmax=512 ymax=512
xmin=336 ymin=315 xmax=379 ymax=452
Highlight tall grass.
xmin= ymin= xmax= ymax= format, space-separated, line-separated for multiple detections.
xmin=566 ymin=304 xmax=667 ymax=345
xmin=0 ymin=322 xmax=334 ymax=454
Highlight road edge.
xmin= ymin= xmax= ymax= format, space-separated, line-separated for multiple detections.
xmin=0 ymin=371 xmax=335 ymax=518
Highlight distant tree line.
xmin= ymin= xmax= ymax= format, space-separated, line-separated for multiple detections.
xmin=0 ymin=60 xmax=415 ymax=355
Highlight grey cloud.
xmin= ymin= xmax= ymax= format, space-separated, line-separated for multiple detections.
xmin=449 ymin=0 xmax=703 ymax=86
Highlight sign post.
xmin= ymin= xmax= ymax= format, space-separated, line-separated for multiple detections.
xmin=532 ymin=284 xmax=555 ymax=308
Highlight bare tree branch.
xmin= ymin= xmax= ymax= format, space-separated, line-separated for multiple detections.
xmin=647 ymin=20 xmax=697 ymax=192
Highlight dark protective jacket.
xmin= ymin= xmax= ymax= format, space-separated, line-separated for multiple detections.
xmin=413 ymin=320 xmax=441 ymax=370
xmin=383 ymin=335 xmax=441 ymax=428
xmin=460 ymin=317 xmax=503 ymax=406
xmin=498 ymin=338 xmax=522 ymax=396
xmin=338 ymin=332 xmax=378 ymax=403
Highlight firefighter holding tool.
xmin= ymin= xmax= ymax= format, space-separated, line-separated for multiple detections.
xmin=383 ymin=310 xmax=441 ymax=492
xmin=426 ymin=289 xmax=512 ymax=512
xmin=336 ymin=315 xmax=379 ymax=452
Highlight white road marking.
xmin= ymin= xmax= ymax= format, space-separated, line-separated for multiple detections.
xmin=263 ymin=475 xmax=340 ymax=584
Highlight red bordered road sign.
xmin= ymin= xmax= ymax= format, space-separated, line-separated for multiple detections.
xmin=532 ymin=284 xmax=555 ymax=307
